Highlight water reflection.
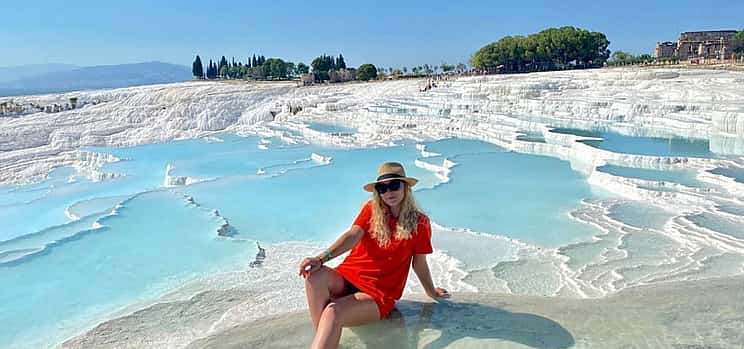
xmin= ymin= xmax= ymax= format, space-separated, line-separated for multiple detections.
xmin=349 ymin=300 xmax=574 ymax=349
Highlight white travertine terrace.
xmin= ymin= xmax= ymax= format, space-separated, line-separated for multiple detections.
xmin=4 ymin=67 xmax=744 ymax=349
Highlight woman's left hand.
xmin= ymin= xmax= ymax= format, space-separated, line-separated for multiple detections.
xmin=428 ymin=287 xmax=450 ymax=298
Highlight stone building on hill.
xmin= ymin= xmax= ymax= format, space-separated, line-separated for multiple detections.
xmin=655 ymin=30 xmax=743 ymax=60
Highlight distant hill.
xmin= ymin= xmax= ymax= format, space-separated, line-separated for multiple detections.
xmin=0 ymin=61 xmax=191 ymax=97
xmin=0 ymin=63 xmax=79 ymax=83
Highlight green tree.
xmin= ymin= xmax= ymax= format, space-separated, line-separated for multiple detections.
xmin=607 ymin=51 xmax=654 ymax=66
xmin=311 ymin=54 xmax=336 ymax=81
xmin=296 ymin=62 xmax=310 ymax=74
xmin=285 ymin=62 xmax=296 ymax=76
xmin=218 ymin=56 xmax=228 ymax=78
xmin=735 ymin=30 xmax=744 ymax=54
xmin=210 ymin=60 xmax=218 ymax=79
xmin=441 ymin=63 xmax=455 ymax=72
xmin=263 ymin=58 xmax=288 ymax=79
xmin=471 ymin=27 xmax=610 ymax=73
xmin=609 ymin=51 xmax=634 ymax=66
xmin=337 ymin=54 xmax=346 ymax=69
xmin=228 ymin=65 xmax=240 ymax=79
xmin=253 ymin=65 xmax=266 ymax=79
xmin=357 ymin=64 xmax=378 ymax=81
xmin=638 ymin=54 xmax=654 ymax=64
xmin=192 ymin=55 xmax=204 ymax=79
xmin=311 ymin=55 xmax=335 ymax=72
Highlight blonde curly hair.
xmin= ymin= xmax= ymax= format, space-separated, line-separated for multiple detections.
xmin=369 ymin=182 xmax=422 ymax=247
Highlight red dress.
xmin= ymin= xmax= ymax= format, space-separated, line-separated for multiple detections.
xmin=335 ymin=200 xmax=433 ymax=318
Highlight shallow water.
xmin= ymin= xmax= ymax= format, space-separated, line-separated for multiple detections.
xmin=687 ymin=212 xmax=744 ymax=240
xmin=0 ymin=190 xmax=249 ymax=349
xmin=418 ymin=139 xmax=601 ymax=247
xmin=173 ymin=277 xmax=744 ymax=349
xmin=1 ymin=128 xmax=743 ymax=348
xmin=306 ymin=121 xmax=356 ymax=134
xmin=0 ymin=134 xmax=609 ymax=348
xmin=709 ymin=166 xmax=744 ymax=183
xmin=597 ymin=164 xmax=703 ymax=188
xmin=606 ymin=201 xmax=675 ymax=229
xmin=551 ymin=127 xmax=715 ymax=157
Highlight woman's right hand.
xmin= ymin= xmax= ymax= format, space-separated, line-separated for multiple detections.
xmin=298 ymin=256 xmax=322 ymax=278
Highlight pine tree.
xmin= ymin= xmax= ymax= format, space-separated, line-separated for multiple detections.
xmin=219 ymin=56 xmax=228 ymax=78
xmin=337 ymin=54 xmax=346 ymax=69
xmin=252 ymin=54 xmax=257 ymax=67
xmin=192 ymin=55 xmax=204 ymax=79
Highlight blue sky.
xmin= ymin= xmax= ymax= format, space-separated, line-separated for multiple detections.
xmin=2 ymin=0 xmax=742 ymax=68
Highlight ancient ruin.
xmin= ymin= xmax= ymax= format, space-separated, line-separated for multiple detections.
xmin=655 ymin=30 xmax=744 ymax=61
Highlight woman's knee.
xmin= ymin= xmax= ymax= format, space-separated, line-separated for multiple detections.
xmin=319 ymin=302 xmax=342 ymax=326
xmin=306 ymin=267 xmax=347 ymax=294
xmin=305 ymin=266 xmax=331 ymax=288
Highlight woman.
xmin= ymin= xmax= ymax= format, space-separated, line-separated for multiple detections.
xmin=299 ymin=162 xmax=449 ymax=349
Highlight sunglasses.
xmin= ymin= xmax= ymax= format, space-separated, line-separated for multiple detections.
xmin=375 ymin=180 xmax=403 ymax=194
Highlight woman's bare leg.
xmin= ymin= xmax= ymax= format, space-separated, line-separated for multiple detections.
xmin=311 ymin=292 xmax=380 ymax=349
xmin=304 ymin=266 xmax=348 ymax=330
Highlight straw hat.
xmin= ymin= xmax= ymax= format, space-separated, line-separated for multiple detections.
xmin=363 ymin=162 xmax=418 ymax=192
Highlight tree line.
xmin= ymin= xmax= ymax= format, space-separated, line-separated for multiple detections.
xmin=192 ymin=54 xmax=309 ymax=80
xmin=192 ymin=52 xmax=469 ymax=83
xmin=606 ymin=51 xmax=657 ymax=66
xmin=471 ymin=26 xmax=610 ymax=73
xmin=193 ymin=52 xmax=377 ymax=82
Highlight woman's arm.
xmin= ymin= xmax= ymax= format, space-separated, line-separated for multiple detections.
xmin=298 ymin=225 xmax=364 ymax=277
xmin=412 ymin=254 xmax=450 ymax=298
